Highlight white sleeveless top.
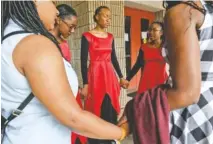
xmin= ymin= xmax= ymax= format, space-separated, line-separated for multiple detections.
xmin=1 ymin=20 xmax=79 ymax=144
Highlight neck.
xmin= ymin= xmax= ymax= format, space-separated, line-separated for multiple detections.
xmin=149 ymin=39 xmax=162 ymax=48
xmin=94 ymin=25 xmax=105 ymax=32
xmin=51 ymin=26 xmax=63 ymax=43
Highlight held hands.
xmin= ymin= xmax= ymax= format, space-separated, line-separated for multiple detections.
xmin=120 ymin=78 xmax=129 ymax=89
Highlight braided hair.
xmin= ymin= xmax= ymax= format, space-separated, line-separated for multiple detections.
xmin=57 ymin=4 xmax=77 ymax=20
xmin=1 ymin=1 xmax=61 ymax=53
xmin=162 ymin=0 xmax=208 ymax=15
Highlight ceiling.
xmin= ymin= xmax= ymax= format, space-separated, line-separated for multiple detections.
xmin=124 ymin=1 xmax=164 ymax=12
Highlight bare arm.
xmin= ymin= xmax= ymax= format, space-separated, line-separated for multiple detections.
xmin=165 ymin=3 xmax=204 ymax=110
xmin=14 ymin=35 xmax=122 ymax=140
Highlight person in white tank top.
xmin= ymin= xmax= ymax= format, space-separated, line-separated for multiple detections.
xmin=1 ymin=1 xmax=128 ymax=144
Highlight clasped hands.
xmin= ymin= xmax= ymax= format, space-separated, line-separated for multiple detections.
xmin=120 ymin=78 xmax=129 ymax=89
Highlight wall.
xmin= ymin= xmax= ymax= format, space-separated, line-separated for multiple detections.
xmin=155 ymin=10 xmax=165 ymax=22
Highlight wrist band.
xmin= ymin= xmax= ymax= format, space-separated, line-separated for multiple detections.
xmin=118 ymin=128 xmax=126 ymax=141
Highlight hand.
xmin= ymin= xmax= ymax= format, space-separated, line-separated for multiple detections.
xmin=80 ymin=84 xmax=89 ymax=99
xmin=118 ymin=112 xmax=128 ymax=127
xmin=120 ymin=122 xmax=130 ymax=138
xmin=117 ymin=121 xmax=130 ymax=142
xmin=118 ymin=112 xmax=130 ymax=139
xmin=120 ymin=78 xmax=129 ymax=89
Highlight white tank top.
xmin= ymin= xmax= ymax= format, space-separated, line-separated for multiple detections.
xmin=1 ymin=20 xmax=79 ymax=144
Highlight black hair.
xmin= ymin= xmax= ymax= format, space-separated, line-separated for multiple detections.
xmin=57 ymin=4 xmax=77 ymax=20
xmin=150 ymin=21 xmax=165 ymax=44
xmin=163 ymin=1 xmax=213 ymax=34
xmin=93 ymin=6 xmax=109 ymax=22
xmin=162 ymin=1 xmax=206 ymax=15
xmin=1 ymin=1 xmax=61 ymax=53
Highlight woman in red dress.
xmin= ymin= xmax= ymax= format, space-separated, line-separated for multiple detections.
xmin=80 ymin=6 xmax=128 ymax=144
xmin=126 ymin=22 xmax=168 ymax=94
xmin=51 ymin=4 xmax=87 ymax=144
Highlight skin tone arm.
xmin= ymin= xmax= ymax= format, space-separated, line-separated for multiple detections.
xmin=13 ymin=34 xmax=123 ymax=140
xmin=165 ymin=2 xmax=204 ymax=110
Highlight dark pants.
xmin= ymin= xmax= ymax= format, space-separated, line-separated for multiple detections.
xmin=87 ymin=94 xmax=118 ymax=144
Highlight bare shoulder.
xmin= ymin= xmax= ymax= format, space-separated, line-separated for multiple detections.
xmin=18 ymin=34 xmax=59 ymax=53
xmin=14 ymin=34 xmax=62 ymax=73
xmin=165 ymin=2 xmax=205 ymax=29
xmin=16 ymin=34 xmax=61 ymax=60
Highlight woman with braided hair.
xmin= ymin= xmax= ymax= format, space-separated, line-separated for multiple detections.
xmin=1 ymin=1 xmax=128 ymax=144
xmin=163 ymin=1 xmax=213 ymax=143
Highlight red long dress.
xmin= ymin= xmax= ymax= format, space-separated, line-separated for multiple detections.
xmin=138 ymin=44 xmax=168 ymax=94
xmin=127 ymin=44 xmax=168 ymax=94
xmin=82 ymin=32 xmax=121 ymax=116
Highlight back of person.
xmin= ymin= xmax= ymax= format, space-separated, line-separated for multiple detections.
xmin=1 ymin=19 xmax=78 ymax=144
xmin=170 ymin=1 xmax=213 ymax=144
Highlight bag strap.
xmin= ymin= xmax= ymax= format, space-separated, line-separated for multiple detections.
xmin=4 ymin=93 xmax=34 ymax=126
xmin=2 ymin=30 xmax=34 ymax=125
xmin=2 ymin=30 xmax=32 ymax=42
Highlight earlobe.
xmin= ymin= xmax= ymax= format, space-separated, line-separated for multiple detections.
xmin=96 ymin=15 xmax=99 ymax=21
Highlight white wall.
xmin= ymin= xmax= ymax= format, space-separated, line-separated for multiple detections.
xmin=124 ymin=0 xmax=163 ymax=12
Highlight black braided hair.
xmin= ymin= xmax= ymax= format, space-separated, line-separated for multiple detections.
xmin=93 ymin=6 xmax=109 ymax=22
xmin=1 ymin=1 xmax=61 ymax=53
xmin=162 ymin=0 xmax=206 ymax=15
xmin=57 ymin=4 xmax=77 ymax=20
xmin=150 ymin=21 xmax=165 ymax=45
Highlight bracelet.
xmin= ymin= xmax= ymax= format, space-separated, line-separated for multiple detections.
xmin=118 ymin=128 xmax=126 ymax=141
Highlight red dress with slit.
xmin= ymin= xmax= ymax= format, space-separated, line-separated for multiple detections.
xmin=83 ymin=32 xmax=121 ymax=116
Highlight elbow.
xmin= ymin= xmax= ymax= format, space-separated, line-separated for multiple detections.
xmin=66 ymin=108 xmax=88 ymax=133
xmin=184 ymin=88 xmax=200 ymax=105
xmin=179 ymin=85 xmax=201 ymax=107
xmin=168 ymin=84 xmax=201 ymax=110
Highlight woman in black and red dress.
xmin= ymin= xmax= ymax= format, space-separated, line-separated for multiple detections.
xmin=80 ymin=6 xmax=128 ymax=144
xmin=126 ymin=22 xmax=168 ymax=94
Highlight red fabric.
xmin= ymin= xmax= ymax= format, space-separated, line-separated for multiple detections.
xmin=59 ymin=41 xmax=71 ymax=62
xmin=138 ymin=44 xmax=168 ymax=94
xmin=125 ymin=85 xmax=170 ymax=144
xmin=71 ymin=92 xmax=87 ymax=144
xmin=83 ymin=32 xmax=121 ymax=116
